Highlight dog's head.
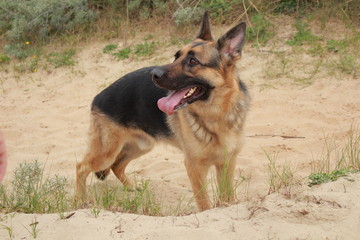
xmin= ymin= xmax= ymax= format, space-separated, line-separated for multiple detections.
xmin=151 ymin=12 xmax=246 ymax=115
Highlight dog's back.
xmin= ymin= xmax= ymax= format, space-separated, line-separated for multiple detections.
xmin=92 ymin=67 xmax=171 ymax=138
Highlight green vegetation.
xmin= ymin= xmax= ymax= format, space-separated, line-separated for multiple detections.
xmin=0 ymin=53 xmax=10 ymax=64
xmin=0 ymin=160 xmax=69 ymax=214
xmin=0 ymin=0 xmax=96 ymax=43
xmin=287 ymin=20 xmax=321 ymax=46
xmin=0 ymin=160 xmax=167 ymax=216
xmin=0 ymin=223 xmax=14 ymax=239
xmin=112 ymin=47 xmax=132 ymax=60
xmin=246 ymin=13 xmax=274 ymax=47
xmin=102 ymin=44 xmax=118 ymax=54
xmin=308 ymin=168 xmax=357 ymax=186
xmin=264 ymin=151 xmax=297 ymax=196
xmin=47 ymin=49 xmax=76 ymax=68
xmin=88 ymin=180 xmax=162 ymax=216
xmin=102 ymin=41 xmax=157 ymax=60
xmin=309 ymin=126 xmax=360 ymax=186
xmin=134 ymin=42 xmax=155 ymax=56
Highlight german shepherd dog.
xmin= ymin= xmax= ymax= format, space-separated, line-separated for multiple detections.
xmin=76 ymin=12 xmax=250 ymax=211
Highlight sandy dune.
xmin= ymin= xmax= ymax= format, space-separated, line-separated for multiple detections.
xmin=0 ymin=22 xmax=359 ymax=239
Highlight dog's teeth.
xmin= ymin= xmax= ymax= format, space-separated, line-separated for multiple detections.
xmin=183 ymin=87 xmax=197 ymax=99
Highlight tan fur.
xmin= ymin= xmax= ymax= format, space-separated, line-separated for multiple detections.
xmin=76 ymin=21 xmax=249 ymax=211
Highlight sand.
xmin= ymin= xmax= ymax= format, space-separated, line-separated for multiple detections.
xmin=0 ymin=22 xmax=359 ymax=239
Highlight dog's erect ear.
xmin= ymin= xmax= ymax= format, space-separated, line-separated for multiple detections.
xmin=197 ymin=11 xmax=213 ymax=41
xmin=216 ymin=22 xmax=246 ymax=61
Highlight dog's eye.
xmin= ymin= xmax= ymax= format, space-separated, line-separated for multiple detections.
xmin=189 ymin=58 xmax=198 ymax=66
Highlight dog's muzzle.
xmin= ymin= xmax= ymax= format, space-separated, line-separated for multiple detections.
xmin=151 ymin=68 xmax=165 ymax=85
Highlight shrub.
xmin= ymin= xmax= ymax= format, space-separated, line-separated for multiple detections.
xmin=173 ymin=7 xmax=205 ymax=26
xmin=287 ymin=19 xmax=321 ymax=46
xmin=0 ymin=0 xmax=97 ymax=43
xmin=47 ymin=49 xmax=77 ymax=68
xmin=0 ymin=160 xmax=70 ymax=213
xmin=0 ymin=53 xmax=10 ymax=64
xmin=246 ymin=13 xmax=274 ymax=47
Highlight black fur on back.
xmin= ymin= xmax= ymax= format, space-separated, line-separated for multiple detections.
xmin=92 ymin=67 xmax=172 ymax=138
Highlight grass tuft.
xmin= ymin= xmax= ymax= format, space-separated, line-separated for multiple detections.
xmin=287 ymin=19 xmax=321 ymax=46
xmin=0 ymin=160 xmax=70 ymax=214
xmin=265 ymin=151 xmax=298 ymax=197
xmin=47 ymin=49 xmax=76 ymax=68
xmin=309 ymin=125 xmax=360 ymax=186
xmin=246 ymin=13 xmax=274 ymax=47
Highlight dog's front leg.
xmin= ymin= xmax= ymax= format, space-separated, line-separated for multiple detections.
xmin=215 ymin=153 xmax=238 ymax=205
xmin=184 ymin=158 xmax=212 ymax=211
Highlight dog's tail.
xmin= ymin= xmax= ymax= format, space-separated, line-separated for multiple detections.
xmin=95 ymin=168 xmax=110 ymax=180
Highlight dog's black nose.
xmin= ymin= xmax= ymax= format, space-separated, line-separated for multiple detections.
xmin=151 ymin=68 xmax=165 ymax=81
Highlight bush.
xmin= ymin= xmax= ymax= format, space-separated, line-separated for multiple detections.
xmin=246 ymin=13 xmax=274 ymax=47
xmin=0 ymin=0 xmax=97 ymax=43
xmin=286 ymin=20 xmax=321 ymax=46
xmin=0 ymin=160 xmax=70 ymax=213
xmin=173 ymin=7 xmax=205 ymax=26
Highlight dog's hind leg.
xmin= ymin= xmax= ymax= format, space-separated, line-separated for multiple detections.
xmin=111 ymin=134 xmax=155 ymax=189
xmin=76 ymin=113 xmax=124 ymax=201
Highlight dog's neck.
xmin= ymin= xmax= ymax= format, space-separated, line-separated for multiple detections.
xmin=183 ymin=97 xmax=248 ymax=145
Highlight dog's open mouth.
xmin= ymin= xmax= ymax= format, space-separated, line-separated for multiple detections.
xmin=157 ymin=86 xmax=207 ymax=115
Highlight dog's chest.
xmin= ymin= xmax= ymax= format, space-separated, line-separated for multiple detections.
xmin=182 ymin=110 xmax=244 ymax=148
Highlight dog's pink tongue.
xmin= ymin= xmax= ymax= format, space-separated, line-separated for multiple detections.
xmin=157 ymin=89 xmax=189 ymax=115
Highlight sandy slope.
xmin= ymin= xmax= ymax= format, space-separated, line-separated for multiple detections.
xmin=0 ymin=22 xmax=360 ymax=239
xmin=0 ymin=175 xmax=359 ymax=239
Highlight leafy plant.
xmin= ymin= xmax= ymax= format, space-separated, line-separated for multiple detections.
xmin=0 ymin=160 xmax=70 ymax=213
xmin=273 ymin=0 xmax=317 ymax=15
xmin=310 ymin=125 xmax=360 ymax=186
xmin=173 ymin=7 xmax=205 ymax=26
xmin=0 ymin=0 xmax=97 ymax=43
xmin=308 ymin=168 xmax=357 ymax=186
xmin=47 ymin=49 xmax=76 ymax=68
xmin=246 ymin=13 xmax=274 ymax=47
xmin=326 ymin=39 xmax=346 ymax=53
xmin=134 ymin=42 xmax=155 ymax=57
xmin=0 ymin=53 xmax=10 ymax=64
xmin=103 ymin=44 xmax=118 ymax=54
xmin=287 ymin=19 xmax=321 ymax=46
xmin=112 ymin=47 xmax=131 ymax=60
xmin=4 ymin=43 xmax=37 ymax=59
xmin=335 ymin=55 xmax=358 ymax=76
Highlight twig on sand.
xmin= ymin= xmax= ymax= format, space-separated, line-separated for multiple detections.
xmin=247 ymin=134 xmax=305 ymax=139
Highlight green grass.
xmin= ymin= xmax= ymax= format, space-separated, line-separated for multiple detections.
xmin=47 ymin=49 xmax=76 ymax=68
xmin=134 ymin=42 xmax=155 ymax=57
xmin=0 ymin=160 xmax=70 ymax=214
xmin=326 ymin=39 xmax=346 ymax=53
xmin=102 ymin=44 xmax=118 ymax=53
xmin=246 ymin=13 xmax=274 ymax=47
xmin=0 ymin=223 xmax=14 ymax=239
xmin=112 ymin=47 xmax=131 ymax=60
xmin=308 ymin=168 xmax=357 ymax=186
xmin=264 ymin=151 xmax=297 ymax=197
xmin=88 ymin=178 xmax=162 ymax=216
xmin=0 ymin=54 xmax=10 ymax=64
xmin=287 ymin=19 xmax=322 ymax=46
xmin=0 ymin=160 xmax=188 ymax=216
xmin=24 ymin=217 xmax=40 ymax=239
xmin=103 ymin=41 xmax=157 ymax=60
xmin=309 ymin=125 xmax=360 ymax=186
xmin=333 ymin=55 xmax=358 ymax=77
